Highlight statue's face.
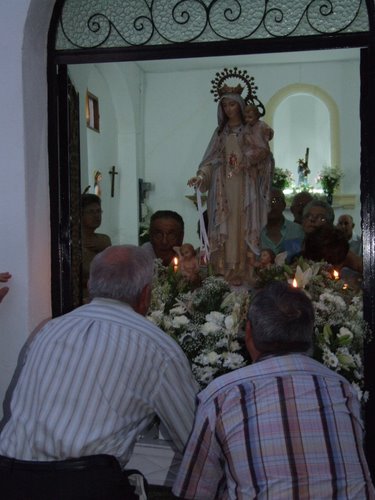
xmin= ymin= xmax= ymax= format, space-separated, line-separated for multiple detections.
xmin=221 ymin=98 xmax=241 ymax=120
xmin=181 ymin=245 xmax=194 ymax=259
xmin=260 ymin=250 xmax=272 ymax=265
xmin=244 ymin=108 xmax=258 ymax=126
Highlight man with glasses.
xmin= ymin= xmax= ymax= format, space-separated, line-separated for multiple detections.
xmin=301 ymin=199 xmax=334 ymax=234
xmin=143 ymin=210 xmax=184 ymax=266
xmin=260 ymin=187 xmax=304 ymax=258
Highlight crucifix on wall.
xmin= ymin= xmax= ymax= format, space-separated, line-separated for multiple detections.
xmin=108 ymin=165 xmax=118 ymax=197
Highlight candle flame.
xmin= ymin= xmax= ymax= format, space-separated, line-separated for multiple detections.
xmin=173 ymin=256 xmax=179 ymax=272
xmin=292 ymin=278 xmax=298 ymax=288
xmin=343 ymin=283 xmax=349 ymax=290
xmin=333 ymin=270 xmax=339 ymax=280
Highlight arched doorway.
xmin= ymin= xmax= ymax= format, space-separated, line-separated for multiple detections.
xmin=47 ymin=0 xmax=375 ymax=476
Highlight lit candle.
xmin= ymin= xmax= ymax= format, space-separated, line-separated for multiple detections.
xmin=292 ymin=278 xmax=298 ymax=288
xmin=173 ymin=257 xmax=179 ymax=273
xmin=342 ymin=283 xmax=349 ymax=290
xmin=333 ymin=269 xmax=339 ymax=280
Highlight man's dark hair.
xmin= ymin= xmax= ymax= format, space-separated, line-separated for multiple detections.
xmin=303 ymin=225 xmax=349 ymax=265
xmin=248 ymin=281 xmax=314 ymax=353
xmin=81 ymin=193 xmax=101 ymax=209
xmin=150 ymin=210 xmax=184 ymax=231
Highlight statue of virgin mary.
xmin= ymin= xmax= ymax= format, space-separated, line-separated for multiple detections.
xmin=188 ymin=70 xmax=274 ymax=285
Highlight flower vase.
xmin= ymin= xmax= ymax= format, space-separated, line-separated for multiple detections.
xmin=324 ymin=190 xmax=333 ymax=205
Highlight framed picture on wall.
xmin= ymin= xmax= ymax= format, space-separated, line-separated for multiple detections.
xmin=85 ymin=90 xmax=100 ymax=132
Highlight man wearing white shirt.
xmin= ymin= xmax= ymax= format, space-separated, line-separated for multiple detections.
xmin=0 ymin=245 xmax=198 ymax=499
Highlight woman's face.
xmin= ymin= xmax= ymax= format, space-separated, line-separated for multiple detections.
xmin=221 ymin=98 xmax=241 ymax=120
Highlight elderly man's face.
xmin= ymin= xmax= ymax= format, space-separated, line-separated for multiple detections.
xmin=302 ymin=206 xmax=329 ymax=234
xmin=336 ymin=215 xmax=354 ymax=240
xmin=150 ymin=218 xmax=183 ymax=266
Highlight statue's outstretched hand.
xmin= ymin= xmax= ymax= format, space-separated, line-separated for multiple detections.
xmin=187 ymin=176 xmax=203 ymax=188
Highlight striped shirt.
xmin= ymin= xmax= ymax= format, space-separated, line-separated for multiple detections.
xmin=0 ymin=298 xmax=199 ymax=466
xmin=173 ymin=353 xmax=375 ymax=499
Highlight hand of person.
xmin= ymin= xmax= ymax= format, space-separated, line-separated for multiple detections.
xmin=0 ymin=272 xmax=11 ymax=282
xmin=0 ymin=287 xmax=9 ymax=303
xmin=187 ymin=176 xmax=202 ymax=188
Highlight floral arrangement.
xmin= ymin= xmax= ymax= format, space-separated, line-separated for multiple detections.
xmin=317 ymin=166 xmax=342 ymax=194
xmin=255 ymin=257 xmax=370 ymax=402
xmin=148 ymin=261 xmax=250 ymax=387
xmin=272 ymin=167 xmax=294 ymax=190
xmin=148 ymin=258 xmax=370 ymax=402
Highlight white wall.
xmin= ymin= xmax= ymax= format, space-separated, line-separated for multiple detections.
xmin=69 ymin=62 xmax=144 ymax=245
xmin=0 ymin=0 xmax=53 ymax=416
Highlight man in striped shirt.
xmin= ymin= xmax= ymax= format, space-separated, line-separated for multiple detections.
xmin=173 ymin=282 xmax=374 ymax=499
xmin=0 ymin=245 xmax=199 ymax=499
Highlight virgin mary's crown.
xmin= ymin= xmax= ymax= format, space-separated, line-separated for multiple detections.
xmin=211 ymin=67 xmax=265 ymax=116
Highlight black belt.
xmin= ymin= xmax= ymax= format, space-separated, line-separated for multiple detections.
xmin=0 ymin=454 xmax=121 ymax=471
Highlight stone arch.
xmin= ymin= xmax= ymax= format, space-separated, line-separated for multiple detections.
xmin=266 ymin=83 xmax=340 ymax=172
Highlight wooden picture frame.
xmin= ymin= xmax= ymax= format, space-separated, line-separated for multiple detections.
xmin=85 ymin=90 xmax=100 ymax=132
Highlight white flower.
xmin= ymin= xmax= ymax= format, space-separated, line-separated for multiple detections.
xmin=206 ymin=311 xmax=225 ymax=325
xmin=224 ymin=315 xmax=234 ymax=332
xmin=293 ymin=265 xmax=313 ymax=288
xmin=351 ymin=382 xmax=364 ymax=402
xmin=192 ymin=365 xmax=217 ymax=386
xmin=169 ymin=305 xmax=187 ymax=315
xmin=171 ymin=315 xmax=190 ymax=328
xmin=229 ymin=340 xmax=241 ymax=351
xmin=322 ymin=348 xmax=339 ymax=369
xmin=336 ymin=347 xmax=355 ymax=370
xmin=206 ymin=351 xmax=220 ymax=364
xmin=353 ymin=353 xmax=362 ymax=367
xmin=201 ymin=321 xmax=221 ymax=335
xmin=337 ymin=327 xmax=353 ymax=345
xmin=222 ymin=352 xmax=246 ymax=369
xmin=148 ymin=310 xmax=163 ymax=325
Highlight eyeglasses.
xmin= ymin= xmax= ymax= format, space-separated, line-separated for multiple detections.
xmin=303 ymin=213 xmax=327 ymax=223
xmin=151 ymin=231 xmax=180 ymax=243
